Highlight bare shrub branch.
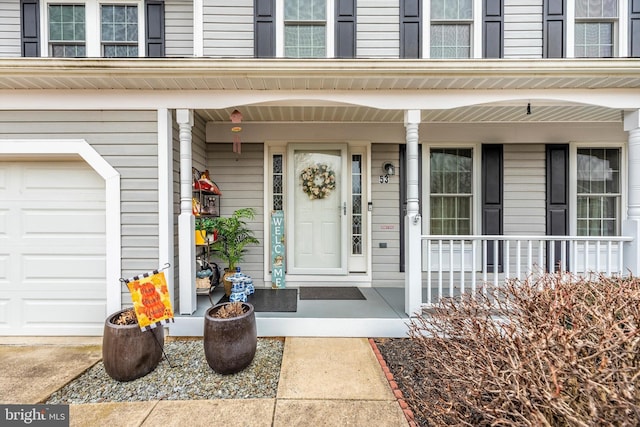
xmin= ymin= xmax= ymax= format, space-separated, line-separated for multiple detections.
xmin=407 ymin=273 xmax=640 ymax=426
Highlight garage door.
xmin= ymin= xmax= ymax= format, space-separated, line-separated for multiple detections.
xmin=0 ymin=161 xmax=106 ymax=335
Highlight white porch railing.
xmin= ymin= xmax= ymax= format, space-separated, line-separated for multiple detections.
xmin=422 ymin=235 xmax=634 ymax=305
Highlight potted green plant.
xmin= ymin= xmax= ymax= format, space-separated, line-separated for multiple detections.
xmin=208 ymin=208 xmax=259 ymax=296
xmin=195 ymin=217 xmax=216 ymax=245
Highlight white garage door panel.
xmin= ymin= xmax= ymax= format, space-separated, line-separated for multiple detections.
xmin=0 ymin=299 xmax=9 ymax=325
xmin=23 ymin=299 xmax=106 ymax=324
xmin=0 ymin=254 xmax=7 ymax=282
xmin=23 ymin=210 xmax=106 ymax=236
xmin=0 ymin=161 xmax=107 ymax=336
xmin=22 ymin=254 xmax=106 ymax=282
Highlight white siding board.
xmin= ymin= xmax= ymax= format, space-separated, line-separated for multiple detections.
xmin=206 ymin=143 xmax=264 ymax=283
xmin=357 ymin=1 xmax=400 ymax=58
xmin=203 ymin=0 xmax=254 ymax=57
xmin=504 ymin=0 xmax=543 ymax=59
xmin=503 ymin=144 xmax=546 ymax=236
xmin=165 ymin=0 xmax=194 ymax=57
xmin=371 ymin=143 xmax=402 ymax=286
xmin=171 ymin=111 xmax=182 ymax=306
xmin=0 ymin=110 xmax=159 ymax=304
xmin=0 ymin=1 xmax=20 ymax=57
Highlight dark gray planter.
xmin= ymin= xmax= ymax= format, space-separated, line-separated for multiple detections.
xmin=102 ymin=309 xmax=164 ymax=382
xmin=204 ymin=302 xmax=257 ymax=374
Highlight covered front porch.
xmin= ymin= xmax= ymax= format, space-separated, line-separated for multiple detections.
xmin=160 ymin=60 xmax=640 ymax=337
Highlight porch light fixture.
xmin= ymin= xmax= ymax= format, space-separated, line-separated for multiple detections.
xmin=382 ymin=162 xmax=395 ymax=176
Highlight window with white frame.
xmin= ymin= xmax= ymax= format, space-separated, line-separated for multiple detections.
xmin=101 ymin=4 xmax=139 ymax=57
xmin=430 ymin=0 xmax=473 ymax=59
xmin=45 ymin=1 xmax=143 ymax=58
xmin=575 ymin=0 xmax=618 ymax=58
xmin=48 ymin=4 xmax=86 ymax=57
xmin=576 ymin=148 xmax=621 ymax=236
xmin=284 ymin=0 xmax=326 ymax=58
xmin=430 ymin=148 xmax=473 ymax=235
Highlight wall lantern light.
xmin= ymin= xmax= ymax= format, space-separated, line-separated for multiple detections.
xmin=382 ymin=162 xmax=395 ymax=176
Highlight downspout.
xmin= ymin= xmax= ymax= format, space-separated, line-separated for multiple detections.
xmin=177 ymin=109 xmax=196 ymax=314
xmin=404 ymin=110 xmax=422 ymax=316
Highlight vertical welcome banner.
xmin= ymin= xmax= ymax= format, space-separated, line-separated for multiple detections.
xmin=271 ymin=210 xmax=285 ymax=288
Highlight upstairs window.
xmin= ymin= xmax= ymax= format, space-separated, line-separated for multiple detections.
xmin=430 ymin=0 xmax=473 ymax=58
xmin=284 ymin=0 xmax=326 ymax=57
xmin=575 ymin=0 xmax=618 ymax=57
xmin=39 ymin=0 xmax=157 ymax=57
xmin=101 ymin=4 xmax=138 ymax=57
xmin=48 ymin=4 xmax=86 ymax=57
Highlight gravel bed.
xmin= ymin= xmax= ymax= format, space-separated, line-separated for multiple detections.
xmin=46 ymin=338 xmax=284 ymax=404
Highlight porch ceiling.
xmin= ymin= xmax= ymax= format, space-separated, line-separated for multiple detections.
xmin=1 ymin=58 xmax=637 ymax=123
xmin=196 ymin=103 xmax=622 ymax=123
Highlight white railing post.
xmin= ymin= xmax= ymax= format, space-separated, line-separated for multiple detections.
xmin=422 ymin=234 xmax=632 ymax=304
xmin=177 ymin=109 xmax=196 ymax=315
xmin=624 ymin=111 xmax=640 ymax=276
xmin=404 ymin=110 xmax=422 ymax=315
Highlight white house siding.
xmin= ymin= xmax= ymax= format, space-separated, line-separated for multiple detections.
xmin=205 ymin=142 xmax=265 ymax=284
xmin=371 ymin=143 xmax=403 ymax=287
xmin=503 ymin=143 xmax=546 ymax=235
xmin=0 ymin=110 xmax=159 ymax=306
xmin=192 ymin=113 xmax=208 ymax=171
xmin=503 ymin=0 xmax=543 ymax=59
xmin=357 ymin=0 xmax=400 ymax=58
xmin=0 ymin=1 xmax=20 ymax=57
xmin=202 ymin=0 xmax=253 ymax=57
xmin=165 ymin=0 xmax=194 ymax=57
xmin=171 ymin=111 xmax=207 ymax=308
xmin=503 ymin=143 xmax=546 ymax=273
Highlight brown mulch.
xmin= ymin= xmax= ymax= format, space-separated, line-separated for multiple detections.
xmin=374 ymin=338 xmax=430 ymax=427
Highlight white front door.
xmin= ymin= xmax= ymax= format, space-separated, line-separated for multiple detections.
xmin=288 ymin=145 xmax=348 ymax=274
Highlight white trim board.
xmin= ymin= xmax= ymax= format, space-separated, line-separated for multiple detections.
xmin=0 ymin=139 xmax=122 ymax=313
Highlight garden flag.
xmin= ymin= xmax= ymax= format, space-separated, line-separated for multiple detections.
xmin=121 ymin=264 xmax=174 ymax=331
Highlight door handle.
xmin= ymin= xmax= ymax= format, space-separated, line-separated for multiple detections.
xmin=343 ymin=202 xmax=346 ymax=215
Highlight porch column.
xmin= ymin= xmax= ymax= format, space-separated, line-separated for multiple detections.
xmin=177 ymin=109 xmax=196 ymax=314
xmin=623 ymin=110 xmax=640 ymax=275
xmin=404 ymin=110 xmax=422 ymax=316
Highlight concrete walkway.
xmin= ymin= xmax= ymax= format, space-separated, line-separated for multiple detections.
xmin=0 ymin=337 xmax=408 ymax=427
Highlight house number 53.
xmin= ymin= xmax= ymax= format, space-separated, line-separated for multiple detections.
xmin=379 ymin=175 xmax=390 ymax=184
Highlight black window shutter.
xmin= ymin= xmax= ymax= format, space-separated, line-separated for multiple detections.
xmin=400 ymin=0 xmax=421 ymax=58
xmin=255 ymin=0 xmax=276 ymax=58
xmin=543 ymin=0 xmax=565 ymax=58
xmin=335 ymin=0 xmax=356 ymax=58
xmin=546 ymin=144 xmax=569 ymax=271
xmin=483 ymin=0 xmax=503 ymax=58
xmin=20 ymin=0 xmax=40 ymax=57
xmin=145 ymin=0 xmax=165 ymax=57
xmin=482 ymin=144 xmax=503 ymax=271
xmin=631 ymin=0 xmax=640 ymax=57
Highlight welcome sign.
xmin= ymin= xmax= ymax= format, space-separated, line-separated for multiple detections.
xmin=271 ymin=210 xmax=285 ymax=288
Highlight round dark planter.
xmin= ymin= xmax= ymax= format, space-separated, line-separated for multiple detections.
xmin=102 ymin=309 xmax=164 ymax=382
xmin=204 ymin=302 xmax=257 ymax=374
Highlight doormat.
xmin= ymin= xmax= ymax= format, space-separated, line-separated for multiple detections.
xmin=217 ymin=288 xmax=298 ymax=312
xmin=299 ymin=287 xmax=366 ymax=300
